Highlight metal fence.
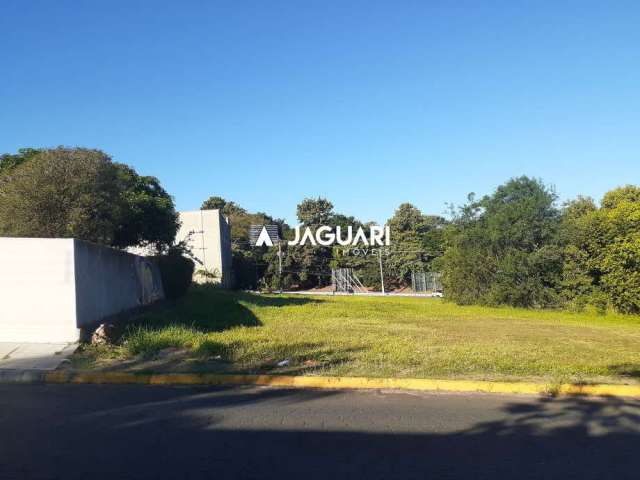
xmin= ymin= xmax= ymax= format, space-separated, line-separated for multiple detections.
xmin=411 ymin=272 xmax=443 ymax=293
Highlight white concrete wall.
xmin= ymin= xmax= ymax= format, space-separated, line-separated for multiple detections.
xmin=0 ymin=238 xmax=164 ymax=343
xmin=74 ymin=240 xmax=164 ymax=329
xmin=176 ymin=210 xmax=232 ymax=287
xmin=0 ymin=238 xmax=78 ymax=343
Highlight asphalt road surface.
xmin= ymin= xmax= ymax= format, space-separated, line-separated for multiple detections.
xmin=1 ymin=384 xmax=639 ymax=480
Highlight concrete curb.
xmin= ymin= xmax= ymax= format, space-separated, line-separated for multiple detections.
xmin=0 ymin=369 xmax=48 ymax=383
xmin=1 ymin=370 xmax=639 ymax=398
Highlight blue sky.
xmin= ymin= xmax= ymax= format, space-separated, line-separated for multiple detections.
xmin=2 ymin=1 xmax=639 ymax=224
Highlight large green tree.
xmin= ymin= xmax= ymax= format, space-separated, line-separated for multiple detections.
xmin=296 ymin=197 xmax=334 ymax=226
xmin=562 ymin=186 xmax=640 ymax=313
xmin=0 ymin=147 xmax=178 ymax=250
xmin=559 ymin=196 xmax=599 ymax=308
xmin=385 ymin=203 xmax=446 ymax=287
xmin=112 ymin=163 xmax=179 ymax=249
xmin=276 ymin=197 xmax=336 ymax=289
xmin=442 ymin=176 xmax=563 ymax=307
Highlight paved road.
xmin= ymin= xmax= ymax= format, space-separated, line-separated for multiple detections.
xmin=1 ymin=385 xmax=639 ymax=479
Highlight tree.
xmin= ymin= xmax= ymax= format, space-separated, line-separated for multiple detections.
xmin=201 ymin=195 xmax=253 ymax=245
xmin=385 ymin=203 xmax=446 ymax=287
xmin=601 ymin=185 xmax=640 ymax=209
xmin=280 ymin=198 xmax=333 ymax=289
xmin=562 ymin=185 xmax=640 ymax=313
xmin=0 ymin=147 xmax=178 ymax=250
xmin=600 ymin=233 xmax=640 ymax=313
xmin=201 ymin=195 xmax=227 ymax=211
xmin=442 ymin=177 xmax=563 ymax=307
xmin=263 ymin=197 xmax=344 ymax=290
xmin=296 ymin=197 xmax=334 ymax=226
xmin=559 ymin=196 xmax=599 ymax=308
xmin=201 ymin=196 xmax=247 ymax=216
xmin=112 ymin=163 xmax=179 ymax=250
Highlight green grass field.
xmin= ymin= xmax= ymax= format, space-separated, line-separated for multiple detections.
xmin=73 ymin=286 xmax=640 ymax=384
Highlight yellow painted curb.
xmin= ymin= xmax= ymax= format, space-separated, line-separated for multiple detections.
xmin=41 ymin=372 xmax=640 ymax=398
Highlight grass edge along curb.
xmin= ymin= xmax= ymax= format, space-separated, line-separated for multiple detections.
xmin=7 ymin=372 xmax=637 ymax=398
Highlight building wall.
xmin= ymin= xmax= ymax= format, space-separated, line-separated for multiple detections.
xmin=176 ymin=209 xmax=232 ymax=287
xmin=0 ymin=238 xmax=78 ymax=343
xmin=0 ymin=237 xmax=164 ymax=343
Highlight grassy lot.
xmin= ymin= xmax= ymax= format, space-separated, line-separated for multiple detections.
xmin=73 ymin=286 xmax=640 ymax=384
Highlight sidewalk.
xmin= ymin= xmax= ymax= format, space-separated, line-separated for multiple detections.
xmin=0 ymin=342 xmax=77 ymax=370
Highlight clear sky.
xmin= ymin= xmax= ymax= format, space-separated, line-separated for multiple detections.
xmin=2 ymin=1 xmax=639 ymax=224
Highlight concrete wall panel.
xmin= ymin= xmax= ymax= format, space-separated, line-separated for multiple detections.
xmin=0 ymin=238 xmax=78 ymax=343
xmin=176 ymin=209 xmax=232 ymax=286
xmin=0 ymin=238 xmax=164 ymax=343
xmin=73 ymin=240 xmax=164 ymax=329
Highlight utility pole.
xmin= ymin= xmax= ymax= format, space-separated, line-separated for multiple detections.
xmin=378 ymin=249 xmax=385 ymax=294
xmin=277 ymin=240 xmax=283 ymax=293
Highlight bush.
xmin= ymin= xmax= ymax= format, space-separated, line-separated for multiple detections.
xmin=154 ymin=251 xmax=195 ymax=299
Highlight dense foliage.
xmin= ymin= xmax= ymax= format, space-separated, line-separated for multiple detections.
xmin=442 ymin=177 xmax=563 ymax=308
xmin=204 ymin=176 xmax=640 ymax=314
xmin=200 ymin=195 xmax=444 ymax=292
xmin=0 ymin=147 xmax=178 ymax=250
xmin=561 ymin=186 xmax=640 ymax=313
xmin=385 ymin=203 xmax=446 ymax=287
xmin=154 ymin=248 xmax=195 ymax=299
xmin=3 ymin=145 xmax=638 ymax=313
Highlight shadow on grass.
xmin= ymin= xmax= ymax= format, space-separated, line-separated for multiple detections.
xmin=99 ymin=340 xmax=364 ymax=375
xmin=608 ymin=364 xmax=640 ymax=379
xmin=123 ymin=285 xmax=323 ymax=335
xmin=196 ymin=340 xmax=364 ymax=375
xmin=3 ymin=385 xmax=640 ymax=479
xmin=85 ymin=287 xmax=340 ymax=372
xmin=233 ymin=290 xmax=325 ymax=308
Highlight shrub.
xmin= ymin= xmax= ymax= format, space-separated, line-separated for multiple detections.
xmin=154 ymin=251 xmax=195 ymax=299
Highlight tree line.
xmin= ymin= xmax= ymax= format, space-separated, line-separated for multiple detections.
xmin=205 ymin=177 xmax=640 ymax=315
xmin=199 ymin=194 xmax=446 ymax=292
xmin=1 ymin=147 xmax=639 ymax=314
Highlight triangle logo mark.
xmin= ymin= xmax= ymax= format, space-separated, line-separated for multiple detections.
xmin=255 ymin=226 xmax=274 ymax=247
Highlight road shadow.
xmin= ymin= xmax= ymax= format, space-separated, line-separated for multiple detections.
xmin=2 ymin=385 xmax=639 ymax=479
